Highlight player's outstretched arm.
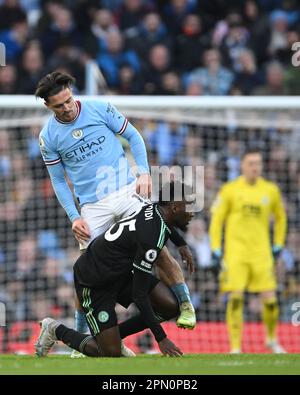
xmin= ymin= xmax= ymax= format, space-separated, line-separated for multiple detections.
xmin=132 ymin=268 xmax=183 ymax=357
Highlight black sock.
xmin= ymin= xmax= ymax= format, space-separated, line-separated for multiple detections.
xmin=119 ymin=315 xmax=148 ymax=339
xmin=55 ymin=324 xmax=100 ymax=357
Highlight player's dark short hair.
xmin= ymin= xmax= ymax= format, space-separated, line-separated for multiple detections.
xmin=35 ymin=71 xmax=75 ymax=101
xmin=242 ymin=147 xmax=262 ymax=159
xmin=158 ymin=181 xmax=193 ymax=206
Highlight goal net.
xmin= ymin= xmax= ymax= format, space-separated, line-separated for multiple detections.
xmin=0 ymin=95 xmax=299 ymax=354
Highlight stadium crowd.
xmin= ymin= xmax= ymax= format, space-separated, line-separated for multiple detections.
xmin=0 ymin=0 xmax=299 ymax=95
xmin=0 ymin=0 xmax=300 ymax=351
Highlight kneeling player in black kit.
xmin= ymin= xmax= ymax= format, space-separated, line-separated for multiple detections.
xmin=35 ymin=181 xmax=194 ymax=357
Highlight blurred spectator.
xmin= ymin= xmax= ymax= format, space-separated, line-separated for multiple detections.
xmin=268 ymin=9 xmax=289 ymax=59
xmin=160 ymin=71 xmax=182 ymax=95
xmin=186 ymin=218 xmax=211 ymax=268
xmin=117 ymin=64 xmax=143 ymax=94
xmin=233 ymin=49 xmax=264 ymax=95
xmin=0 ymin=0 xmax=296 ymax=95
xmin=253 ymin=60 xmax=290 ymax=95
xmin=97 ymin=30 xmax=140 ymax=88
xmin=0 ymin=64 xmax=17 ymax=94
xmin=162 ymin=0 xmax=197 ymax=35
xmin=217 ymin=137 xmax=242 ymax=181
xmin=144 ymin=121 xmax=187 ymax=165
xmin=242 ymin=0 xmax=271 ymax=65
xmin=0 ymin=17 xmax=29 ymax=62
xmin=186 ymin=48 xmax=234 ymax=95
xmin=125 ymin=12 xmax=172 ymax=63
xmin=39 ymin=6 xmax=83 ymax=59
xmin=86 ymin=8 xmax=119 ymax=58
xmin=175 ymin=14 xmax=209 ymax=72
xmin=0 ymin=0 xmax=27 ymax=32
xmin=219 ymin=13 xmax=250 ymax=72
xmin=0 ymin=129 xmax=11 ymax=178
xmin=185 ymin=80 xmax=203 ymax=96
xmin=115 ymin=0 xmax=151 ymax=31
xmin=35 ymin=0 xmax=65 ymax=35
xmin=143 ymin=44 xmax=172 ymax=94
xmin=17 ymin=42 xmax=44 ymax=94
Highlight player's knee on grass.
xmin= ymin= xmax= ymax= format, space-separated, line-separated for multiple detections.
xmin=82 ymin=337 xmax=101 ymax=357
xmin=95 ymin=327 xmax=122 ymax=357
xmin=150 ymin=281 xmax=180 ymax=321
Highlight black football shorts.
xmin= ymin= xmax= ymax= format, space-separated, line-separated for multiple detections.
xmin=74 ymin=268 xmax=159 ymax=336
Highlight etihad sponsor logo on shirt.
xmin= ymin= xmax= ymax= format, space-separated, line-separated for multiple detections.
xmin=65 ymin=136 xmax=106 ymax=161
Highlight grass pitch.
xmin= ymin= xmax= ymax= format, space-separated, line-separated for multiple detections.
xmin=0 ymin=354 xmax=300 ymax=375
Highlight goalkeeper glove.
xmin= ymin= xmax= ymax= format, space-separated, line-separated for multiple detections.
xmin=211 ymin=249 xmax=222 ymax=275
xmin=272 ymin=245 xmax=283 ymax=262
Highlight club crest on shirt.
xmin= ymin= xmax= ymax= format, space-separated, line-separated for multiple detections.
xmin=72 ymin=129 xmax=83 ymax=139
xmin=98 ymin=311 xmax=109 ymax=323
xmin=261 ymin=196 xmax=270 ymax=205
xmin=39 ymin=136 xmax=45 ymax=147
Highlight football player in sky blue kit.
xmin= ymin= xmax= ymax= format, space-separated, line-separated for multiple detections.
xmin=35 ymin=72 xmax=196 ymax=357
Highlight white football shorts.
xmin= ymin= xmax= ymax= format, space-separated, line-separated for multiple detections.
xmin=79 ymin=181 xmax=150 ymax=250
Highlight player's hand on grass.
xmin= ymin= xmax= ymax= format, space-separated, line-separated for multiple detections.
xmin=178 ymin=245 xmax=195 ymax=274
xmin=158 ymin=338 xmax=183 ymax=357
xmin=272 ymin=245 xmax=283 ymax=263
xmin=72 ymin=218 xmax=91 ymax=243
xmin=211 ymin=249 xmax=222 ymax=275
xmin=136 ymin=173 xmax=152 ymax=199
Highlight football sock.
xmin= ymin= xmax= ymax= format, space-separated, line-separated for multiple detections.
xmin=56 ymin=324 xmax=100 ymax=357
xmin=119 ymin=315 xmax=148 ymax=339
xmin=119 ymin=311 xmax=165 ymax=339
xmin=75 ymin=309 xmax=89 ymax=333
xmin=171 ymin=283 xmax=192 ymax=305
xmin=262 ymin=297 xmax=279 ymax=342
xmin=226 ymin=294 xmax=244 ymax=351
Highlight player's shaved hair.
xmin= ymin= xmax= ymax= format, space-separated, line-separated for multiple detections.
xmin=35 ymin=71 xmax=75 ymax=102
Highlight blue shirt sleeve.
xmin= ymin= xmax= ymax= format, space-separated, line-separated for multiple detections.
xmin=104 ymin=102 xmax=150 ymax=175
xmin=45 ymin=162 xmax=81 ymax=223
xmin=39 ymin=131 xmax=80 ymax=222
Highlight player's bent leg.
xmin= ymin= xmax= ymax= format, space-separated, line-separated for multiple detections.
xmin=156 ymin=247 xmax=196 ymax=330
xmin=35 ymin=318 xmax=100 ymax=357
xmin=226 ymin=292 xmax=244 ymax=353
xmin=148 ymin=280 xmax=180 ymax=320
xmin=260 ymin=290 xmax=286 ymax=353
xmin=72 ymin=248 xmax=90 ymax=358
xmin=94 ymin=327 xmax=122 ymax=357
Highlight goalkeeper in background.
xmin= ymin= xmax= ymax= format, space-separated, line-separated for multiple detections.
xmin=209 ymin=148 xmax=287 ymax=354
